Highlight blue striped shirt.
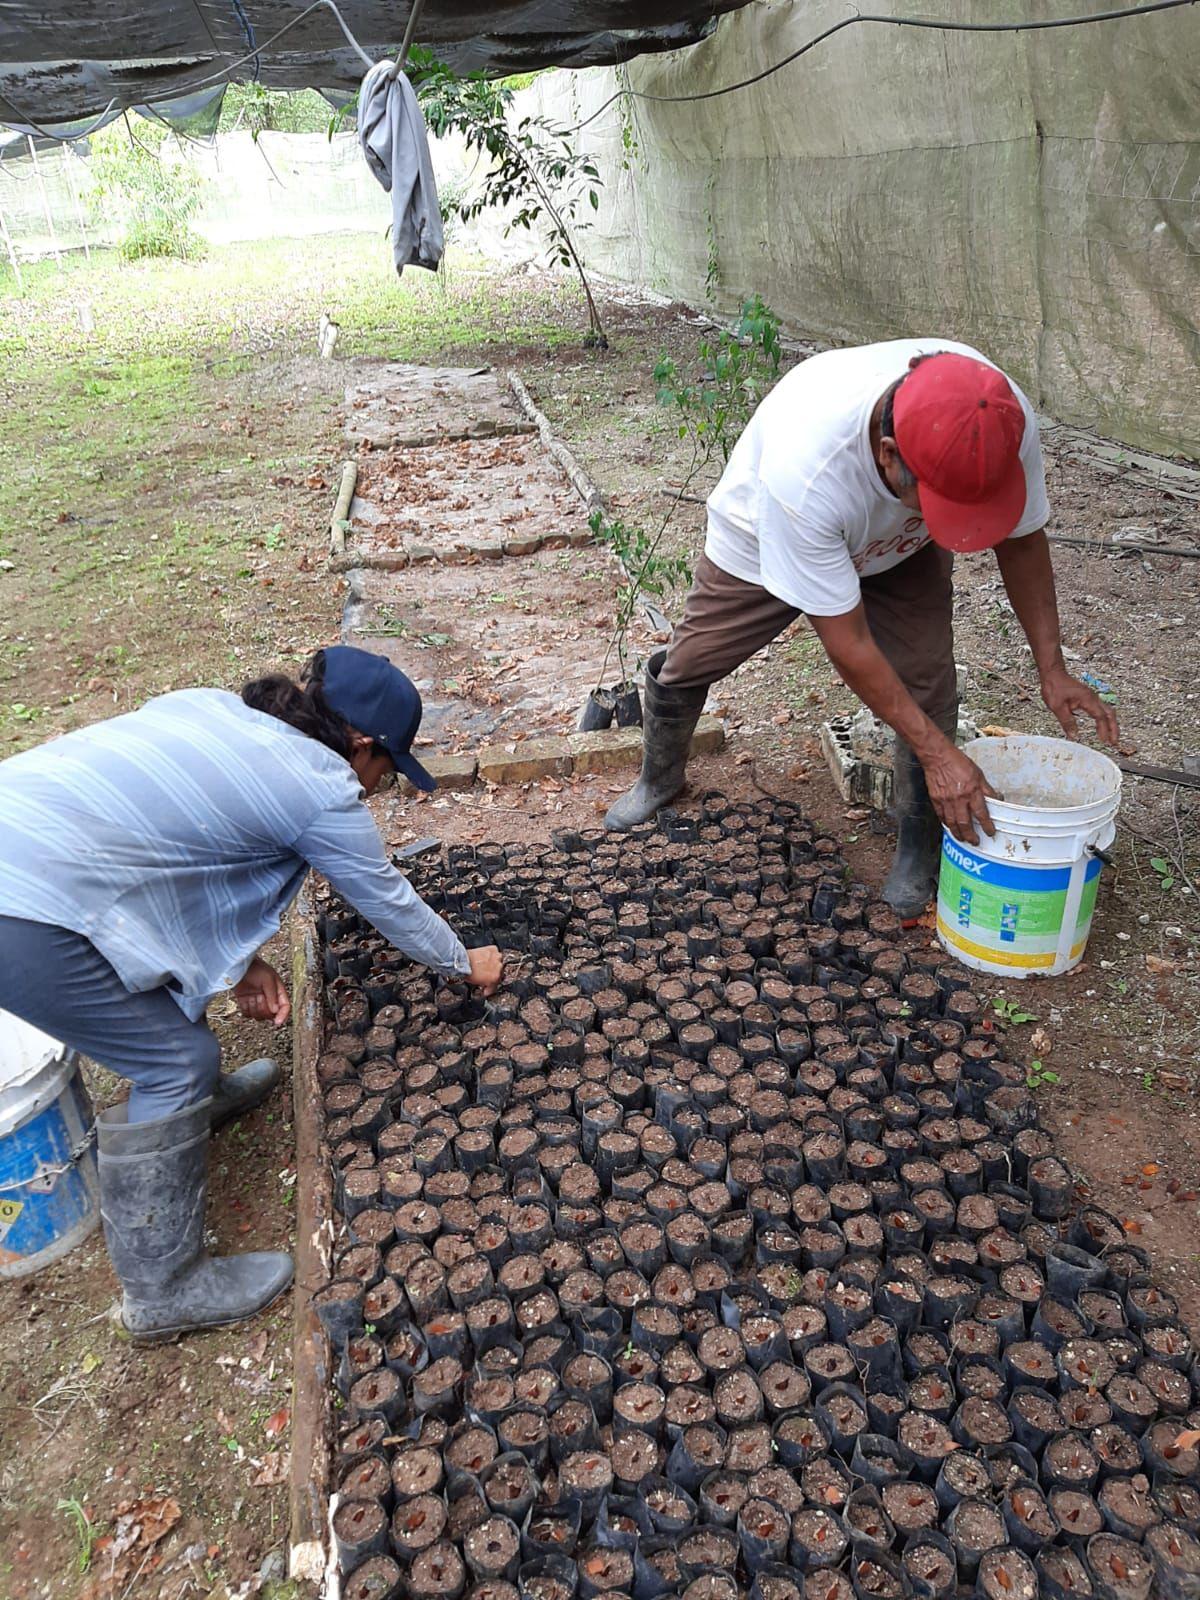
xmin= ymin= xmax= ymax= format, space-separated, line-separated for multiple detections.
xmin=0 ymin=689 xmax=470 ymax=1019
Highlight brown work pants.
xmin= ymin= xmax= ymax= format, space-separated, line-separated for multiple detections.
xmin=660 ymin=542 xmax=958 ymax=730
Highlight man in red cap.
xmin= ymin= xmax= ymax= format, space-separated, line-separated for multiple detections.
xmin=606 ymin=340 xmax=1118 ymax=919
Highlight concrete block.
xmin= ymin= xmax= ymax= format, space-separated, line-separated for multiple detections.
xmin=407 ymin=544 xmax=436 ymax=564
xmin=478 ymin=736 xmax=574 ymax=785
xmin=568 ymin=726 xmax=645 ymax=774
xmin=690 ymin=715 xmax=726 ymax=755
xmin=402 ymin=753 xmax=478 ymax=793
xmin=461 ymin=541 xmax=505 ymax=561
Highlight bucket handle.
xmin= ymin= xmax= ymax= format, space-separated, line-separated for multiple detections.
xmin=0 ymin=1122 xmax=96 ymax=1196
xmin=1088 ymin=844 xmax=1115 ymax=869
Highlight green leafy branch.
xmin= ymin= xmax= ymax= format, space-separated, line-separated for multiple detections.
xmin=593 ymin=297 xmax=784 ymax=686
xmin=591 ymin=509 xmax=694 ymax=685
xmin=654 ymin=295 xmax=783 ymax=465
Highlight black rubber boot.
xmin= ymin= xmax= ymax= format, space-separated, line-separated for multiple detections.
xmin=881 ymin=729 xmax=953 ymax=922
xmin=211 ymin=1058 xmax=280 ymax=1131
xmin=98 ymin=1100 xmax=293 ymax=1343
xmin=604 ymin=651 xmax=708 ymax=832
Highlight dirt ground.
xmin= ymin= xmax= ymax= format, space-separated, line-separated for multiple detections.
xmin=1 ymin=246 xmax=1198 ymax=1597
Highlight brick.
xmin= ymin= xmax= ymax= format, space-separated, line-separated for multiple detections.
xmin=542 ymin=528 xmax=594 ymax=551
xmin=461 ymin=541 xmax=505 ymax=561
xmin=690 ymin=715 xmax=726 ymax=755
xmin=407 ymin=544 xmax=436 ymax=564
xmin=502 ymin=535 xmax=544 ymax=557
xmin=398 ymin=753 xmax=477 ymax=794
xmin=477 ymin=736 xmax=574 ymax=785
xmin=568 ymin=726 xmax=645 ymax=774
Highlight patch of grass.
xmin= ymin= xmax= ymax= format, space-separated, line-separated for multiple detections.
xmin=0 ymin=237 xmax=587 ymax=750
xmin=56 ymin=1498 xmax=99 ymax=1574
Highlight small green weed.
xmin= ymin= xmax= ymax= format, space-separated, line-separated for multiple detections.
xmin=1026 ymin=1060 xmax=1060 ymax=1090
xmin=994 ymin=998 xmax=1038 ymax=1025
xmin=1150 ymin=856 xmax=1177 ymax=891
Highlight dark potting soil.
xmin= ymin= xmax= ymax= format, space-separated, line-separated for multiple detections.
xmin=315 ymin=797 xmax=1200 ymax=1599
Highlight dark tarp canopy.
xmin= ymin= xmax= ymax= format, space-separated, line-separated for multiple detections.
xmin=0 ymin=2 xmax=744 ymax=133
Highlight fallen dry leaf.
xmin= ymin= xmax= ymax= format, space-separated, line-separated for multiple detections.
xmin=265 ymin=1406 xmax=290 ymax=1438
xmin=1175 ymin=1430 xmax=1200 ymax=1450
xmin=251 ymin=1451 xmax=289 ymax=1486
xmin=94 ymin=1495 xmax=182 ymax=1572
xmin=1146 ymin=955 xmax=1176 ymax=976
xmin=1142 ymin=1163 xmax=1161 ymax=1177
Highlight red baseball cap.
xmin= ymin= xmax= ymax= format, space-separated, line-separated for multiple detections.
xmin=892 ymin=352 xmax=1028 ymax=552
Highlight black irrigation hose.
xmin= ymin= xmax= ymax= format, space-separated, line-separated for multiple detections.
xmin=568 ymin=0 xmax=1199 ymax=132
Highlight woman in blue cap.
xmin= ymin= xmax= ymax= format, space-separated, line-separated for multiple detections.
xmin=0 ymin=646 xmax=502 ymax=1340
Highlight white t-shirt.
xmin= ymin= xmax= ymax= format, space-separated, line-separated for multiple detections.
xmin=704 ymin=338 xmax=1050 ymax=617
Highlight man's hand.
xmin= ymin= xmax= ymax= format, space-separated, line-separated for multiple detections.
xmin=465 ymin=945 xmax=504 ymax=996
xmin=922 ymin=742 xmax=998 ymax=846
xmin=233 ymin=956 xmax=290 ymax=1026
xmin=1040 ymin=665 xmax=1120 ymax=748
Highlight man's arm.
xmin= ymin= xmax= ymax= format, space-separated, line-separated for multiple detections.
xmin=993 ymin=531 xmax=1119 ymax=746
xmin=808 ymin=607 xmax=997 ymax=844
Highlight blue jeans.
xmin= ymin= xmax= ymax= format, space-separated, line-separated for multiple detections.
xmin=0 ymin=916 xmax=220 ymax=1123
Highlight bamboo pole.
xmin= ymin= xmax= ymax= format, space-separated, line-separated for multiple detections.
xmin=27 ymin=136 xmax=63 ymax=265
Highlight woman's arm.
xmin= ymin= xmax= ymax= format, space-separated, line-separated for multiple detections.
xmin=234 ymin=955 xmax=291 ymax=1024
xmin=293 ymin=800 xmax=476 ymax=978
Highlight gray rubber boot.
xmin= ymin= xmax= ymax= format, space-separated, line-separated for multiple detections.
xmin=211 ymin=1057 xmax=280 ymax=1131
xmin=605 ymin=651 xmax=708 ymax=832
xmin=98 ymin=1100 xmax=293 ymax=1343
xmin=882 ymin=719 xmax=955 ymax=921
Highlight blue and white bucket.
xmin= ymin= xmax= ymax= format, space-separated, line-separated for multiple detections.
xmin=0 ymin=1014 xmax=100 ymax=1278
xmin=936 ymin=735 xmax=1122 ymax=979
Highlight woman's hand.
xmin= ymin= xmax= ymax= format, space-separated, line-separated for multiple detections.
xmin=1040 ymin=666 xmax=1120 ymax=747
xmin=233 ymin=956 xmax=291 ymax=1025
xmin=465 ymin=945 xmax=504 ymax=996
xmin=921 ymin=742 xmax=998 ymax=846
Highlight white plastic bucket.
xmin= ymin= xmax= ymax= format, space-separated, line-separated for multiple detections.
xmin=0 ymin=1043 xmax=100 ymax=1278
xmin=936 ymin=735 xmax=1121 ymax=978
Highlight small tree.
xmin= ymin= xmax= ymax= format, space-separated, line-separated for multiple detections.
xmin=90 ymin=118 xmax=203 ymax=261
xmin=412 ymin=52 xmax=607 ymax=347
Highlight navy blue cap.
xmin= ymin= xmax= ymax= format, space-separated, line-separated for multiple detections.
xmin=319 ymin=646 xmax=437 ymax=792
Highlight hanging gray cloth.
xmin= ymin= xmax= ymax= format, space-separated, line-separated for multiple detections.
xmin=358 ymin=59 xmax=444 ymax=276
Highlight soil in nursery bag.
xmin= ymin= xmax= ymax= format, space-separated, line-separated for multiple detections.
xmin=312 ymin=793 xmax=1200 ymax=1599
